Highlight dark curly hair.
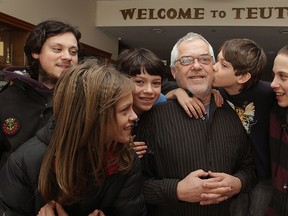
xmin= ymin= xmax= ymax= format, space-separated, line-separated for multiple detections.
xmin=24 ymin=20 xmax=81 ymax=80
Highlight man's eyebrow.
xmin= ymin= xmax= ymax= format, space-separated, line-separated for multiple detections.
xmin=279 ymin=71 xmax=288 ymax=75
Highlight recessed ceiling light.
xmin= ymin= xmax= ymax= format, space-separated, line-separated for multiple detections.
xmin=152 ymin=28 xmax=164 ymax=34
xmin=279 ymin=28 xmax=288 ymax=34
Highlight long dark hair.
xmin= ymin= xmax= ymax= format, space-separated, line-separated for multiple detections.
xmin=38 ymin=59 xmax=134 ymax=205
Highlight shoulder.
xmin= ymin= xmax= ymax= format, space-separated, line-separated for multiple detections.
xmin=0 ymin=81 xmax=17 ymax=94
xmin=143 ymin=99 xmax=179 ymax=118
xmin=218 ymin=101 xmax=235 ymax=113
xmin=10 ymin=136 xmax=47 ymax=175
xmin=154 ymin=99 xmax=179 ymax=110
xmin=154 ymin=93 xmax=167 ymax=106
xmin=0 ymin=79 xmax=27 ymax=97
xmin=249 ymin=81 xmax=275 ymax=105
xmin=258 ymin=80 xmax=271 ymax=87
xmin=254 ymin=80 xmax=274 ymax=94
xmin=228 ymin=81 xmax=275 ymax=105
xmin=0 ymin=81 xmax=11 ymax=93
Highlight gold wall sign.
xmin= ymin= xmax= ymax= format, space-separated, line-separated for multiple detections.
xmin=119 ymin=7 xmax=288 ymax=20
xmin=96 ymin=1 xmax=288 ymax=27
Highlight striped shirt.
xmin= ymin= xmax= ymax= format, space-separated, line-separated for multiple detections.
xmin=136 ymin=98 xmax=256 ymax=216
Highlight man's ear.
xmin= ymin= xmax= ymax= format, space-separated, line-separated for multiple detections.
xmin=170 ymin=66 xmax=176 ymax=80
xmin=237 ymin=72 xmax=251 ymax=84
xmin=32 ymin=53 xmax=39 ymax=59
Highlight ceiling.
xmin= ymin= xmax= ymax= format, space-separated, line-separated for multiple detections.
xmin=99 ymin=25 xmax=288 ymax=81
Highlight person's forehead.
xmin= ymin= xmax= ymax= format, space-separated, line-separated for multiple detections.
xmin=273 ymin=54 xmax=288 ymax=73
xmin=178 ymin=39 xmax=209 ymax=55
xmin=217 ymin=51 xmax=227 ymax=61
xmin=45 ymin=32 xmax=78 ymax=45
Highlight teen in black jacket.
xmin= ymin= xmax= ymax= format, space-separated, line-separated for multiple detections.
xmin=0 ymin=60 xmax=146 ymax=216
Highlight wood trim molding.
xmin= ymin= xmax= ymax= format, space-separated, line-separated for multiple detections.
xmin=0 ymin=12 xmax=34 ymax=31
xmin=80 ymin=43 xmax=112 ymax=59
xmin=0 ymin=12 xmax=112 ymax=59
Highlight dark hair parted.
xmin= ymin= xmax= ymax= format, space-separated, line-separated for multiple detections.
xmin=24 ymin=20 xmax=81 ymax=80
xmin=116 ymin=48 xmax=166 ymax=81
xmin=220 ymin=38 xmax=267 ymax=92
xmin=38 ymin=59 xmax=134 ymax=205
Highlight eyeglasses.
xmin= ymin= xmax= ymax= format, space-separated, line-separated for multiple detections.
xmin=175 ymin=55 xmax=213 ymax=66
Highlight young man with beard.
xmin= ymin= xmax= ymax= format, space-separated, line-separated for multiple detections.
xmin=0 ymin=20 xmax=81 ymax=168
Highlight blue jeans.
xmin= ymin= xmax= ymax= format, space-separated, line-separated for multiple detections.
xmin=230 ymin=179 xmax=272 ymax=216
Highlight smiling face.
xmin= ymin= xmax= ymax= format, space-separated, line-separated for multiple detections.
xmin=271 ymin=54 xmax=288 ymax=108
xmin=32 ymin=32 xmax=79 ymax=89
xmin=115 ymin=93 xmax=138 ymax=144
xmin=171 ymin=39 xmax=214 ymax=104
xmin=131 ymin=68 xmax=162 ymax=115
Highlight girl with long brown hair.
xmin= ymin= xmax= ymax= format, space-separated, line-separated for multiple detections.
xmin=0 ymin=59 xmax=146 ymax=216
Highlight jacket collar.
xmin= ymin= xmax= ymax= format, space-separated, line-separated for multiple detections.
xmin=4 ymin=66 xmax=51 ymax=93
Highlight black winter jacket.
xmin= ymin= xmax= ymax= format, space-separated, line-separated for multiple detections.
xmin=0 ymin=66 xmax=53 ymax=168
xmin=0 ymin=120 xmax=147 ymax=216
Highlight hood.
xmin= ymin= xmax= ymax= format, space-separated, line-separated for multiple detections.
xmin=3 ymin=66 xmax=51 ymax=92
xmin=3 ymin=66 xmax=30 ymax=78
xmin=36 ymin=118 xmax=54 ymax=146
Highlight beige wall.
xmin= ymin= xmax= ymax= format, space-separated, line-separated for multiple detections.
xmin=0 ymin=0 xmax=119 ymax=60
xmin=96 ymin=0 xmax=288 ymax=27
xmin=1 ymin=0 xmax=287 ymax=60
